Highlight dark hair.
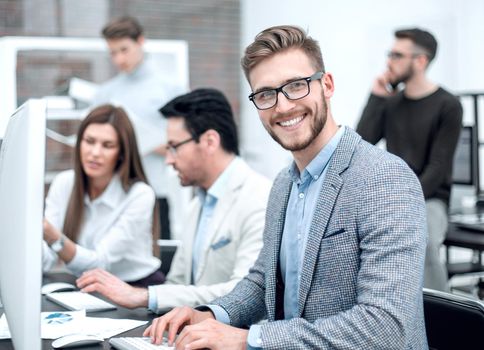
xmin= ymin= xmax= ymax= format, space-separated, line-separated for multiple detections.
xmin=395 ymin=28 xmax=438 ymax=63
xmin=159 ymin=88 xmax=239 ymax=155
xmin=241 ymin=25 xmax=324 ymax=80
xmin=63 ymin=104 xmax=159 ymax=243
xmin=102 ymin=16 xmax=144 ymax=41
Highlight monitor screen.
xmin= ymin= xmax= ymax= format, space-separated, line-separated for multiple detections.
xmin=452 ymin=126 xmax=475 ymax=186
xmin=0 ymin=99 xmax=46 ymax=349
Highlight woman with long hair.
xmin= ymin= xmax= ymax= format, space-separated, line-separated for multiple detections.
xmin=42 ymin=104 xmax=164 ymax=287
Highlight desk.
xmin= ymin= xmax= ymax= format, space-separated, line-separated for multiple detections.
xmin=0 ymin=272 xmax=157 ymax=350
xmin=445 ymin=223 xmax=484 ymax=276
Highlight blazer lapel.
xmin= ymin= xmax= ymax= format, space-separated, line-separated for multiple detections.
xmin=298 ymin=128 xmax=361 ymax=316
xmin=184 ymin=200 xmax=201 ymax=285
xmin=193 ymin=160 xmax=249 ymax=283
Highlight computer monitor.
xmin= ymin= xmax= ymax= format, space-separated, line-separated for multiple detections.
xmin=452 ymin=126 xmax=476 ymax=186
xmin=0 ymin=99 xmax=46 ymax=349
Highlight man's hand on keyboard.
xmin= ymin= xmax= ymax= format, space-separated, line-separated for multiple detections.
xmin=174 ymin=318 xmax=248 ymax=350
xmin=143 ymin=306 xmax=214 ymax=346
xmin=76 ymin=268 xmax=148 ymax=309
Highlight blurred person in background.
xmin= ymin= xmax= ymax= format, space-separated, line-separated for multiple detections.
xmin=92 ymin=16 xmax=187 ymax=244
xmin=357 ymin=28 xmax=463 ymax=291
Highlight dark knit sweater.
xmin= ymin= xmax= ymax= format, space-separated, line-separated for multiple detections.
xmin=357 ymin=87 xmax=463 ymax=204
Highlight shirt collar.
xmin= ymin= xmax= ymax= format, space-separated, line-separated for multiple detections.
xmin=84 ymin=173 xmax=124 ymax=208
xmin=288 ymin=126 xmax=346 ymax=184
xmin=196 ymin=156 xmax=240 ymax=204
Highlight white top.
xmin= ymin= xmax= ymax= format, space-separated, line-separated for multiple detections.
xmin=42 ymin=170 xmax=161 ymax=281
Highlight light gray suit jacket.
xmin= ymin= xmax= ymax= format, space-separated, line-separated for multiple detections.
xmin=212 ymin=128 xmax=428 ymax=349
xmin=152 ymin=159 xmax=271 ymax=311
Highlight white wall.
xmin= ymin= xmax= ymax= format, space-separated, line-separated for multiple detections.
xmin=240 ymin=0 xmax=484 ymax=179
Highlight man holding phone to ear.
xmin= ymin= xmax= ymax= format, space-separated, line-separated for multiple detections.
xmin=357 ymin=28 xmax=462 ymax=292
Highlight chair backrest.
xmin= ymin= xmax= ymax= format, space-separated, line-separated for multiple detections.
xmin=423 ymin=288 xmax=484 ymax=350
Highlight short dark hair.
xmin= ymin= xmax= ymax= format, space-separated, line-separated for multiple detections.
xmin=395 ymin=28 xmax=438 ymax=63
xmin=160 ymin=88 xmax=239 ymax=155
xmin=102 ymin=16 xmax=143 ymax=41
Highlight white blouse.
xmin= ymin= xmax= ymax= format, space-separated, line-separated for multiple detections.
xmin=43 ymin=170 xmax=161 ymax=281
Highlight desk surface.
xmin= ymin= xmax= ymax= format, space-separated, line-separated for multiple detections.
xmin=445 ymin=223 xmax=484 ymax=251
xmin=445 ymin=223 xmax=484 ymax=277
xmin=0 ymin=272 xmax=157 ymax=350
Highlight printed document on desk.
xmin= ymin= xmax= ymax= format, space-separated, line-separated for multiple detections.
xmin=0 ymin=310 xmax=147 ymax=339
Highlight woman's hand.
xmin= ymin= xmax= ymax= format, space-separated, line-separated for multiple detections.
xmin=43 ymin=219 xmax=61 ymax=245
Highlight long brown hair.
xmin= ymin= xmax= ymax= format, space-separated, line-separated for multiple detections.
xmin=63 ymin=104 xmax=160 ymax=250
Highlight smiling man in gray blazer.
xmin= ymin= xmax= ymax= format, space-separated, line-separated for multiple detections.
xmin=144 ymin=26 xmax=428 ymax=350
xmin=77 ymin=88 xmax=271 ymax=312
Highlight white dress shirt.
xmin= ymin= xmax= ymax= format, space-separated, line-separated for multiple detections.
xmin=43 ymin=170 xmax=161 ymax=281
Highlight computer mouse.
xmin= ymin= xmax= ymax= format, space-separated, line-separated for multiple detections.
xmin=41 ymin=282 xmax=76 ymax=295
xmin=51 ymin=333 xmax=104 ymax=348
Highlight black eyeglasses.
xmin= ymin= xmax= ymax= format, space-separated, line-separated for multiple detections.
xmin=167 ymin=137 xmax=194 ymax=156
xmin=248 ymin=71 xmax=324 ymax=110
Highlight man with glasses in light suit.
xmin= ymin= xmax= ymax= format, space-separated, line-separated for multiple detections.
xmin=357 ymin=28 xmax=463 ymax=292
xmin=143 ymin=25 xmax=428 ymax=350
xmin=77 ymin=88 xmax=271 ymax=313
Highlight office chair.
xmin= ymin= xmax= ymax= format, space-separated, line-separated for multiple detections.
xmin=423 ymin=288 xmax=484 ymax=350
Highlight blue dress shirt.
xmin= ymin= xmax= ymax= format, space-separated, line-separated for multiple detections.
xmin=280 ymin=126 xmax=344 ymax=319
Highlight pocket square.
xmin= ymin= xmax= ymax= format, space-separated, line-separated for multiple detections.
xmin=211 ymin=237 xmax=231 ymax=250
xmin=325 ymin=228 xmax=346 ymax=238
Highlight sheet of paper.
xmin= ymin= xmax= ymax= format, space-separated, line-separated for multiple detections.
xmin=78 ymin=317 xmax=148 ymax=338
xmin=0 ymin=310 xmax=86 ymax=339
xmin=69 ymin=77 xmax=99 ymax=104
xmin=41 ymin=310 xmax=86 ymax=339
xmin=0 ymin=311 xmax=147 ymax=340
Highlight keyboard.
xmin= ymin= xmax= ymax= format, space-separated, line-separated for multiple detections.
xmin=46 ymin=291 xmax=117 ymax=312
xmin=109 ymin=337 xmax=174 ymax=350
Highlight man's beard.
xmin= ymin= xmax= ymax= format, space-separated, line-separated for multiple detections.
xmin=266 ymin=96 xmax=327 ymax=152
xmin=391 ymin=65 xmax=414 ymax=86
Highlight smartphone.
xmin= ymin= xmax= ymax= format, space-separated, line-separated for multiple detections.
xmin=385 ymin=82 xmax=399 ymax=93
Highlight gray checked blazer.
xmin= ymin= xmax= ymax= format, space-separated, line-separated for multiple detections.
xmin=212 ymin=128 xmax=428 ymax=349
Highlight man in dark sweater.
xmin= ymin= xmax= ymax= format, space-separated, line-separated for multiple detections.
xmin=357 ymin=28 xmax=462 ymax=292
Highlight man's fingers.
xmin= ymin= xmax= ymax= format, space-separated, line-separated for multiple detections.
xmin=80 ymin=282 xmax=105 ymax=294
xmin=76 ymin=273 xmax=102 ymax=288
xmin=183 ymin=338 xmax=209 ymax=350
xmin=145 ymin=308 xmax=179 ymax=344
xmin=176 ymin=323 xmax=216 ymax=350
xmin=142 ymin=324 xmax=152 ymax=337
xmin=152 ymin=317 xmax=169 ymax=345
